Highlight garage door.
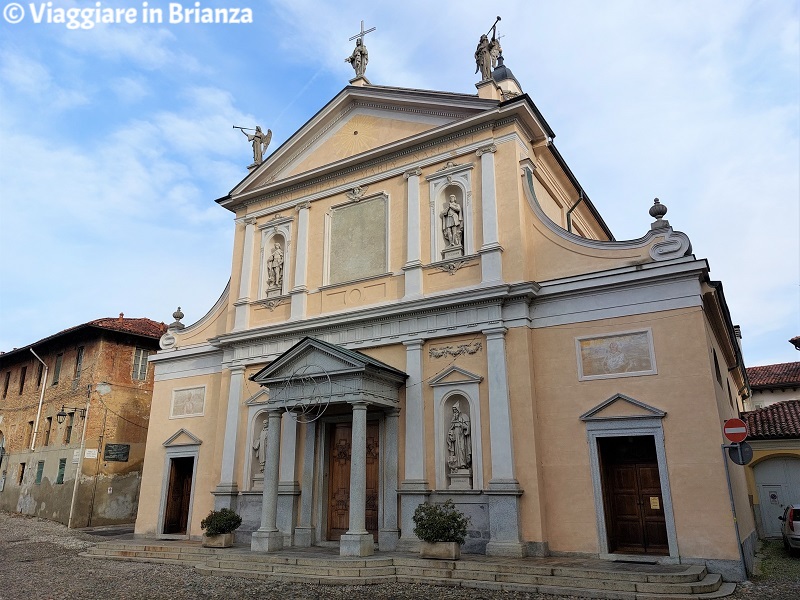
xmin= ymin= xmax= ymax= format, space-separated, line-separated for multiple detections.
xmin=754 ymin=457 xmax=800 ymax=537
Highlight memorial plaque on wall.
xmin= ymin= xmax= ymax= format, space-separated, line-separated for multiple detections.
xmin=104 ymin=443 xmax=130 ymax=462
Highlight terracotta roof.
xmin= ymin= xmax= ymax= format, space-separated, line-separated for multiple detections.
xmin=742 ymin=400 xmax=800 ymax=440
xmin=0 ymin=316 xmax=167 ymax=362
xmin=746 ymin=361 xmax=800 ymax=389
xmin=88 ymin=317 xmax=167 ymax=338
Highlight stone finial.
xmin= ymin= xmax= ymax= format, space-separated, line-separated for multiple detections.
xmin=649 ymin=198 xmax=670 ymax=230
xmin=169 ymin=306 xmax=186 ymax=330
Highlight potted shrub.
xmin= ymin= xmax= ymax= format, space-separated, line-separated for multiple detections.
xmin=412 ymin=499 xmax=469 ymax=559
xmin=200 ymin=508 xmax=242 ymax=548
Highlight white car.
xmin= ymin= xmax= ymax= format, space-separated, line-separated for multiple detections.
xmin=779 ymin=503 xmax=800 ymax=555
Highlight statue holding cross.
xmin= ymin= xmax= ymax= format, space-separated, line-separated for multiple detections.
xmin=345 ymin=20 xmax=375 ymax=79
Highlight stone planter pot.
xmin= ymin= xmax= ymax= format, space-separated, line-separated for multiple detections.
xmin=202 ymin=532 xmax=235 ymax=548
xmin=419 ymin=541 xmax=461 ymax=560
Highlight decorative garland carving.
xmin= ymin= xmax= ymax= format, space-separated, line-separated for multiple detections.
xmin=429 ymin=341 xmax=483 ymax=359
xmin=435 ymin=259 xmax=473 ymax=275
xmin=346 ymin=185 xmax=369 ymax=201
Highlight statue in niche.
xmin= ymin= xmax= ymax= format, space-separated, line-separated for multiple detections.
xmin=266 ymin=241 xmax=284 ymax=290
xmin=252 ymin=418 xmax=268 ymax=473
xmin=440 ymin=195 xmax=463 ymax=248
xmin=447 ymin=402 xmax=471 ymax=471
xmin=345 ymin=38 xmax=369 ymax=78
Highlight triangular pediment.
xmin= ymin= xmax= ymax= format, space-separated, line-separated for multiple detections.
xmin=251 ymin=336 xmax=406 ymax=385
xmin=244 ymin=388 xmax=270 ymax=406
xmin=580 ymin=393 xmax=666 ymax=422
xmin=429 ymin=366 xmax=484 ymax=386
xmin=163 ymin=428 xmax=202 ymax=447
xmin=231 ymin=85 xmax=496 ymax=197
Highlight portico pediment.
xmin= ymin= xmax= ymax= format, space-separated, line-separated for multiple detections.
xmin=250 ymin=337 xmax=407 ymax=409
xmin=580 ymin=393 xmax=666 ymax=422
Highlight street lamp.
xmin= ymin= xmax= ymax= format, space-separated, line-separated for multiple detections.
xmin=56 ymin=406 xmax=86 ymax=424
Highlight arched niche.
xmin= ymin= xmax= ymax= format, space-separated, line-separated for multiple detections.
xmin=427 ymin=162 xmax=474 ymax=263
xmin=430 ymin=365 xmax=484 ymax=490
xmin=258 ymin=216 xmax=292 ymax=299
xmin=248 ymin=410 xmax=269 ymax=490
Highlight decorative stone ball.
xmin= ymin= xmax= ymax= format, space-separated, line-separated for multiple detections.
xmin=649 ymin=198 xmax=668 ymax=220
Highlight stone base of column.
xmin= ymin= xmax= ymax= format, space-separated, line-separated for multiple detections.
xmin=339 ymin=533 xmax=374 ymax=557
xmin=293 ymin=526 xmax=314 ymax=547
xmin=289 ymin=290 xmax=306 ymax=321
xmin=397 ymin=487 xmax=430 ymax=550
xmin=378 ymin=528 xmax=399 ymax=551
xmin=250 ymin=530 xmax=284 ymax=552
xmin=212 ymin=488 xmax=239 ymax=511
xmin=479 ymin=246 xmax=503 ymax=283
xmin=486 ymin=541 xmax=527 ymax=557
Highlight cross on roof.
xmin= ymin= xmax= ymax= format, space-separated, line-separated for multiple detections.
xmin=349 ymin=20 xmax=376 ymax=43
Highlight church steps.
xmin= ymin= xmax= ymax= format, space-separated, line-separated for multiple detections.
xmin=86 ymin=541 xmax=734 ymax=599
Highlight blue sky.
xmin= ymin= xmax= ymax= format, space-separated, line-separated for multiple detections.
xmin=0 ymin=0 xmax=798 ymax=367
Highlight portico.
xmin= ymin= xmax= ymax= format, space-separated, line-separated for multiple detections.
xmin=248 ymin=337 xmax=406 ymax=557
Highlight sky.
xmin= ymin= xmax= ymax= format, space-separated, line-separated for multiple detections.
xmin=0 ymin=0 xmax=798 ymax=368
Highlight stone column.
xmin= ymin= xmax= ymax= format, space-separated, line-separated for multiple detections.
xmin=402 ymin=168 xmax=423 ymax=299
xmin=340 ymin=401 xmax=374 ymax=556
xmin=214 ymin=365 xmax=244 ymax=508
xmin=477 ymin=145 xmax=503 ymax=283
xmin=251 ymin=409 xmax=284 ymax=552
xmin=483 ymin=327 xmax=525 ymax=557
xmin=290 ymin=202 xmax=310 ymax=320
xmin=379 ymin=408 xmax=400 ymax=551
xmin=294 ymin=420 xmax=316 ymax=547
xmin=277 ymin=412 xmax=299 ymax=544
xmin=398 ymin=339 xmax=429 ymax=550
xmin=233 ymin=217 xmax=256 ymax=331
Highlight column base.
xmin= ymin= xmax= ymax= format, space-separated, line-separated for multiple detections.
xmin=212 ymin=487 xmax=239 ymax=511
xmin=250 ymin=530 xmax=284 ymax=552
xmin=378 ymin=529 xmax=399 ymax=552
xmin=486 ymin=541 xmax=527 ymax=557
xmin=339 ymin=533 xmax=374 ymax=557
xmin=293 ymin=526 xmax=314 ymax=548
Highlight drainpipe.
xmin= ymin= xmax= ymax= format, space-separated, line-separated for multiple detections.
xmin=566 ymin=190 xmax=585 ymax=233
xmin=29 ymin=349 xmax=48 ymax=451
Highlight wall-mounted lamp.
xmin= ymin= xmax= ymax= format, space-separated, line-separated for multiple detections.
xmin=56 ymin=406 xmax=86 ymax=425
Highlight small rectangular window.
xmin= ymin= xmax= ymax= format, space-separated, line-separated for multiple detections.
xmin=52 ymin=353 xmax=63 ymax=385
xmin=43 ymin=417 xmax=52 ymax=446
xmin=56 ymin=459 xmax=66 ymax=484
xmin=64 ymin=413 xmax=74 ymax=445
xmin=132 ymin=347 xmax=149 ymax=381
xmin=18 ymin=366 xmax=27 ymax=394
xmin=2 ymin=371 xmax=9 ymax=398
xmin=37 ymin=361 xmax=44 ymax=388
xmin=18 ymin=463 xmax=26 ymax=485
xmin=74 ymin=346 xmax=84 ymax=379
xmin=35 ymin=461 xmax=45 ymax=485
xmin=713 ymin=349 xmax=722 ymax=386
xmin=25 ymin=421 xmax=34 ymax=447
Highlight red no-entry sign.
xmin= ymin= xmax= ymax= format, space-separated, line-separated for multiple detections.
xmin=723 ymin=418 xmax=748 ymax=443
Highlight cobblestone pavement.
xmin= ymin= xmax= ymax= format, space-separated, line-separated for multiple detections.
xmin=1 ymin=512 xmax=798 ymax=600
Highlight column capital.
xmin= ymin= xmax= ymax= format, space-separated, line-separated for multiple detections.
xmin=266 ymin=408 xmax=283 ymax=418
xmin=385 ymin=407 xmax=401 ymax=418
xmin=403 ymin=167 xmax=422 ymax=179
xmin=348 ymin=400 xmax=370 ymax=411
xmin=295 ymin=200 xmax=311 ymax=212
xmin=243 ymin=216 xmax=257 ymax=226
xmin=402 ymin=338 xmax=425 ymax=350
xmin=228 ymin=364 xmax=246 ymax=374
xmin=476 ymin=144 xmax=497 ymax=157
xmin=482 ymin=326 xmax=508 ymax=339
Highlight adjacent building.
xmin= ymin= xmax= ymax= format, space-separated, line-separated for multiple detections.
xmin=0 ymin=315 xmax=165 ymax=527
xmin=744 ymin=360 xmax=800 ymax=411
xmin=135 ymin=42 xmax=754 ymax=581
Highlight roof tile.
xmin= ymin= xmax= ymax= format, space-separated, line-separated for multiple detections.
xmin=746 ymin=361 xmax=800 ymax=388
xmin=742 ymin=400 xmax=800 ymax=440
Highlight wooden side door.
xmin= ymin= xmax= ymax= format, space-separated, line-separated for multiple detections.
xmin=163 ymin=456 xmax=193 ymax=535
xmin=327 ymin=422 xmax=379 ymax=541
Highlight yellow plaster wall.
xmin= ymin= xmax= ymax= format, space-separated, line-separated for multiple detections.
xmin=527 ymin=308 xmax=746 ymax=559
xmin=287 ymin=113 xmax=441 ymax=177
xmin=135 ymin=371 xmax=224 ymax=536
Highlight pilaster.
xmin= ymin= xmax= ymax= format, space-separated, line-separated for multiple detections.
xmin=477 ymin=145 xmax=503 ymax=283
xmin=290 ymin=202 xmax=310 ymax=320
xmin=233 ymin=217 xmax=256 ymax=331
xmin=379 ymin=408 xmax=400 ymax=551
xmin=214 ymin=365 xmax=245 ymax=504
xmin=403 ymin=168 xmax=423 ymax=299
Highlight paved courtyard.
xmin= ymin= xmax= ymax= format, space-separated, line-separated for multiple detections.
xmin=0 ymin=511 xmax=798 ymax=600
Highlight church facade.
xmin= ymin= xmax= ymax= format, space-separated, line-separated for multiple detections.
xmin=134 ymin=46 xmax=754 ymax=580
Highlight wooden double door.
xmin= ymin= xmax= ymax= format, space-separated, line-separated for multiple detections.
xmin=600 ymin=436 xmax=668 ymax=555
xmin=326 ymin=422 xmax=379 ymax=541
